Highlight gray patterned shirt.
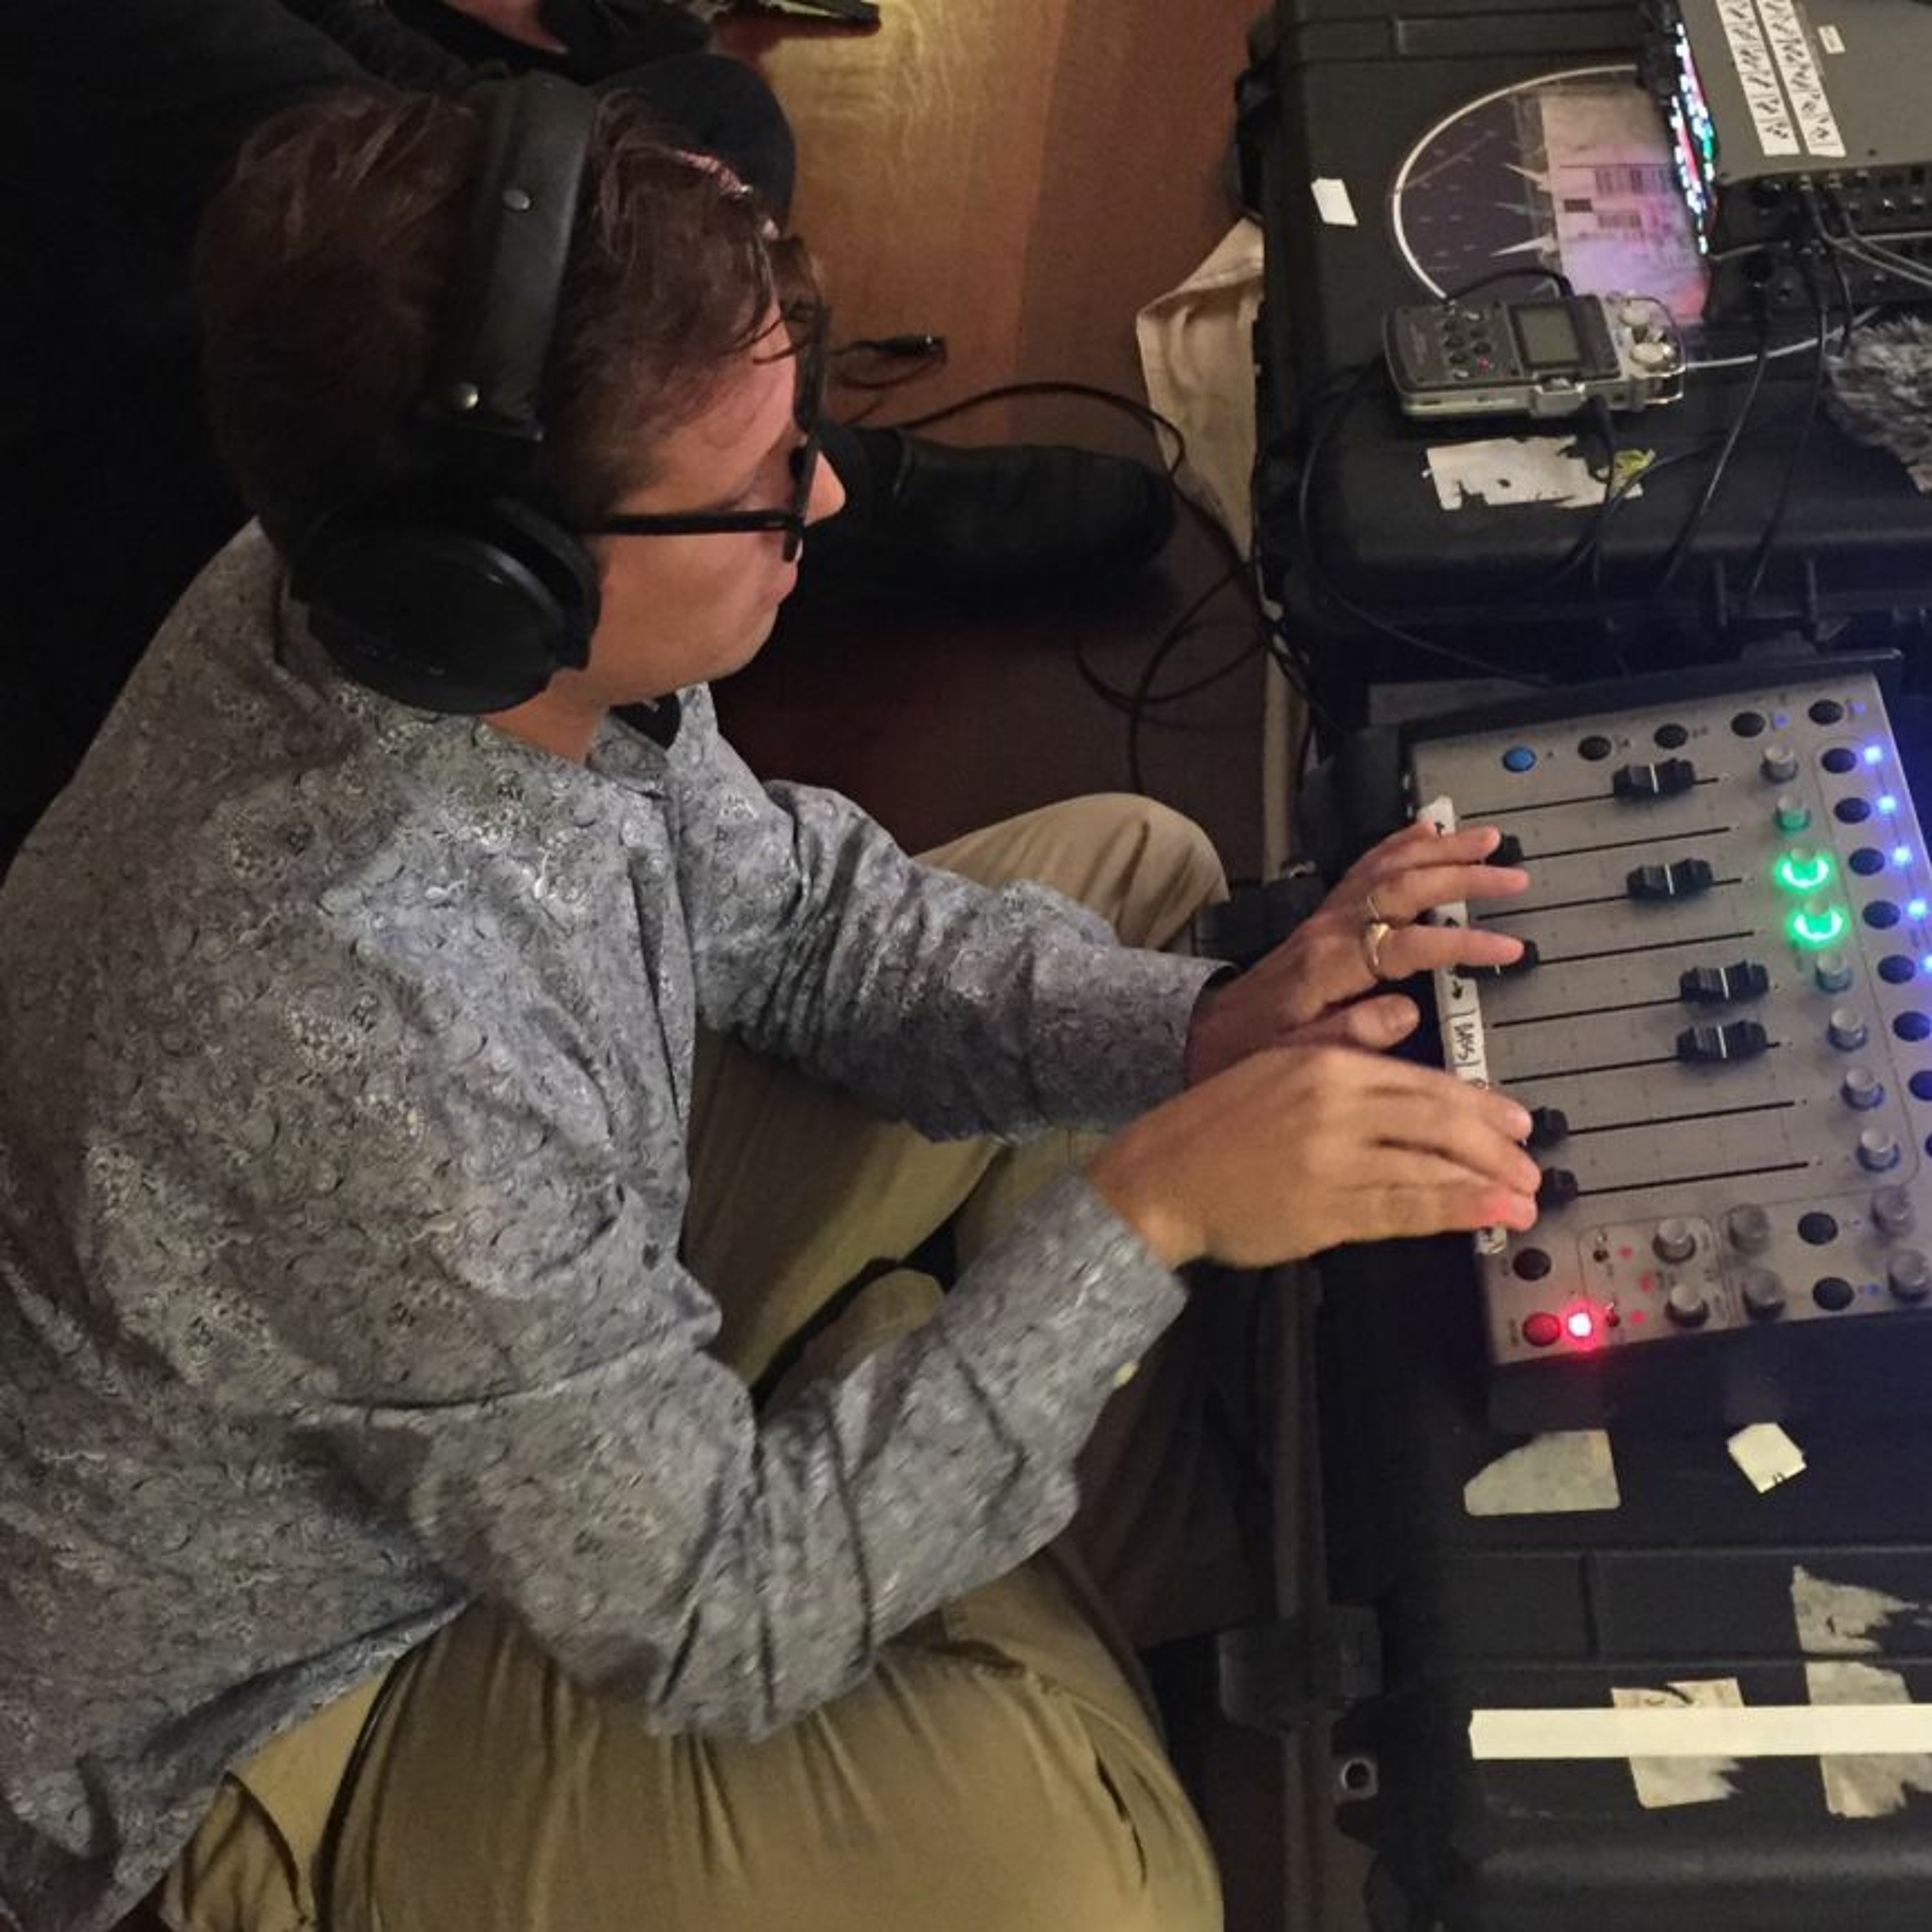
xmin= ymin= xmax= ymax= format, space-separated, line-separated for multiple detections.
xmin=0 ymin=527 xmax=1217 ymax=1932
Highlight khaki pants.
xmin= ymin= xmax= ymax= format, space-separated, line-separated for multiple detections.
xmin=160 ymin=795 xmax=1240 ymax=1932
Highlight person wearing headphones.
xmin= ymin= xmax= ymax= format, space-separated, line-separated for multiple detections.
xmin=0 ymin=77 xmax=1536 ymax=1932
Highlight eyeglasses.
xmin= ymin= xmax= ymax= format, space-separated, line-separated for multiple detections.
xmin=583 ymin=307 xmax=828 ymax=564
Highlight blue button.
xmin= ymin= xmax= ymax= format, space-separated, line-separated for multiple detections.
xmin=1502 ymin=745 xmax=1537 ymax=773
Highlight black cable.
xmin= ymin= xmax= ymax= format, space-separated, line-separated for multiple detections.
xmin=1647 ymin=310 xmax=1774 ymax=601
xmin=1815 ymin=186 xmax=1932 ymax=298
xmin=825 ymin=332 xmax=950 ymax=421
xmin=1253 ymin=575 xmax=1337 ymax=741
xmin=1061 ymin=551 xmax=1271 ymax=793
xmin=316 ymin=1648 xmax=419 ymax=1932
xmin=853 ymin=370 xmax=1270 ymax=790
xmin=1129 ymin=567 xmax=1259 ymax=793
xmin=880 ymin=379 xmax=1189 ymax=480
xmin=1293 ymin=359 xmax=1553 ymax=690
xmin=1072 ymin=592 xmax=1257 ymax=721
xmin=1519 ymin=396 xmax=1622 ymax=592
xmin=1274 ymin=265 xmax=1611 ymax=696
xmin=1734 ymin=260 xmax=1832 ymax=622
xmin=1586 ymin=438 xmax=1731 ymax=667
xmin=833 ymin=330 xmax=947 ymax=361
xmin=1824 ymin=238 xmax=1858 ymax=354
xmin=1426 ymin=265 xmax=1577 ymax=303
xmin=866 ymin=372 xmax=1349 ymax=794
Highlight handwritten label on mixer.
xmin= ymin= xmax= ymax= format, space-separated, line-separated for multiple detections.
xmin=1443 ymin=983 xmax=1491 ymax=1081
xmin=1419 ymin=795 xmax=1506 ymax=1255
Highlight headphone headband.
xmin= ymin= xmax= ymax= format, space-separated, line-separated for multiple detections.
xmin=420 ymin=72 xmax=600 ymax=469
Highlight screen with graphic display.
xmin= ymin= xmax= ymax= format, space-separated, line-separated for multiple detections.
xmin=1513 ymin=303 xmax=1582 ymax=369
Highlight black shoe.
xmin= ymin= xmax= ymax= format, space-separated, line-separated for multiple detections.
xmin=800 ymin=424 xmax=1177 ymax=612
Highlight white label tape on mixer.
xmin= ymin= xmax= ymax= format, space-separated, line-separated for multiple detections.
xmin=1419 ymin=797 xmax=1507 ymax=1256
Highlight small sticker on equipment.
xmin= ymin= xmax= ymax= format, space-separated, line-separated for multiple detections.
xmin=1819 ymin=23 xmax=1844 ymax=52
xmin=1311 ymin=178 xmax=1358 ymax=227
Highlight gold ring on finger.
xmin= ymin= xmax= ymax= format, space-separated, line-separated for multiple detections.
xmin=1361 ymin=918 xmax=1394 ymax=981
xmin=1364 ymin=887 xmax=1396 ymax=926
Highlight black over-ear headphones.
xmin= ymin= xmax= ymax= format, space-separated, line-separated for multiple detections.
xmin=290 ymin=73 xmax=603 ymax=714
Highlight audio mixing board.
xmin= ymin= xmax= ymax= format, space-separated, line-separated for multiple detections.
xmin=1406 ymin=657 xmax=1932 ymax=1429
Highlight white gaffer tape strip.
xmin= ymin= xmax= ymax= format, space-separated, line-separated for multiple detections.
xmin=1472 ymin=1704 xmax=1932 ymax=1760
xmin=1311 ymin=177 xmax=1359 ymax=227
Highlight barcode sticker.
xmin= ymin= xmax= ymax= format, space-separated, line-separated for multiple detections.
xmin=1593 ymin=163 xmax=1674 ymax=196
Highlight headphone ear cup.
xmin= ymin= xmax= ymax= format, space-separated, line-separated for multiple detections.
xmin=290 ymin=490 xmax=600 ymax=715
xmin=484 ymin=493 xmax=601 ymax=668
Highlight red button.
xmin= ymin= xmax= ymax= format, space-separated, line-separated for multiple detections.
xmin=1523 ymin=1311 xmax=1562 ymax=1348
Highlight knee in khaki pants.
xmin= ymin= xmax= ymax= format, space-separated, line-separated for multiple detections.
xmin=921 ymin=793 xmax=1227 ymax=953
xmin=347 ymin=1576 xmax=1220 ymax=1932
xmin=161 ymin=1571 xmax=1222 ymax=1932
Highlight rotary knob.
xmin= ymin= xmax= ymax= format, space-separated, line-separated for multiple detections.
xmin=1828 ymin=1007 xmax=1869 ymax=1050
xmin=1725 ymin=1205 xmax=1773 ymax=1254
xmin=1889 ymin=1249 xmax=1932 ymax=1303
xmin=1665 ymin=1280 xmax=1711 ymax=1327
xmin=1874 ymin=1186 xmax=1917 ymax=1236
xmin=1739 ymin=1267 xmax=1787 ymax=1321
xmin=1842 ymin=1068 xmax=1886 ymax=1110
xmin=1814 ymin=952 xmax=1855 ymax=994
xmin=1859 ymin=1128 xmax=1902 ymax=1172
xmin=1630 ymin=337 xmax=1679 ymax=371
xmin=1774 ymin=793 xmax=1812 ymax=832
xmin=1761 ymin=743 xmax=1800 ymax=784
xmin=1653 ymin=1216 xmax=1699 ymax=1263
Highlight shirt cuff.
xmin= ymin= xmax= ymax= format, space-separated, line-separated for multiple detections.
xmin=1032 ymin=947 xmax=1231 ymax=1128
xmin=938 ymin=1168 xmax=1188 ymax=1413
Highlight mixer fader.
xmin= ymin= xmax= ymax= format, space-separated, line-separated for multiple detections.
xmin=1406 ymin=660 xmax=1932 ymax=1429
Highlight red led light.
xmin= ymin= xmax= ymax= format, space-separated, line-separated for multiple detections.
xmin=1565 ymin=1308 xmax=1596 ymax=1341
xmin=1627 ymin=1308 xmax=1648 ymax=1325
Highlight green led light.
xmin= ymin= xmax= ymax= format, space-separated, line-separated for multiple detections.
xmin=1789 ymin=904 xmax=1849 ymax=949
xmin=1774 ymin=849 xmax=1835 ymax=893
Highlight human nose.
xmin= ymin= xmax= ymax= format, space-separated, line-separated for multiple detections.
xmin=806 ymin=448 xmax=847 ymax=526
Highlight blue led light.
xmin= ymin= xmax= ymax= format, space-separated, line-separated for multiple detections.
xmin=1880 ymin=795 xmax=1900 ymax=815
xmin=1922 ymin=954 xmax=1932 ymax=974
xmin=1864 ymin=744 xmax=1885 ymax=766
xmin=1895 ymin=846 xmax=1913 ymax=867
xmin=1912 ymin=899 xmax=1929 ymax=920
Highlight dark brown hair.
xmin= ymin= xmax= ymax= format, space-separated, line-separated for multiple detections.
xmin=193 ymin=84 xmax=811 ymax=548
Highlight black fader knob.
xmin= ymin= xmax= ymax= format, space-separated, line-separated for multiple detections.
xmin=1466 ymin=938 xmax=1539 ymax=980
xmin=1537 ymin=1168 xmax=1580 ymax=1211
xmin=1491 ymin=834 xmax=1526 ymax=866
xmin=1527 ymin=1105 xmax=1569 ymax=1149
xmin=1680 ymin=960 xmax=1769 ymax=1005
xmin=1629 ymin=858 xmax=1715 ymax=902
xmin=1613 ymin=757 xmax=1697 ymax=800
xmin=1677 ymin=1019 xmax=1770 ymax=1065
